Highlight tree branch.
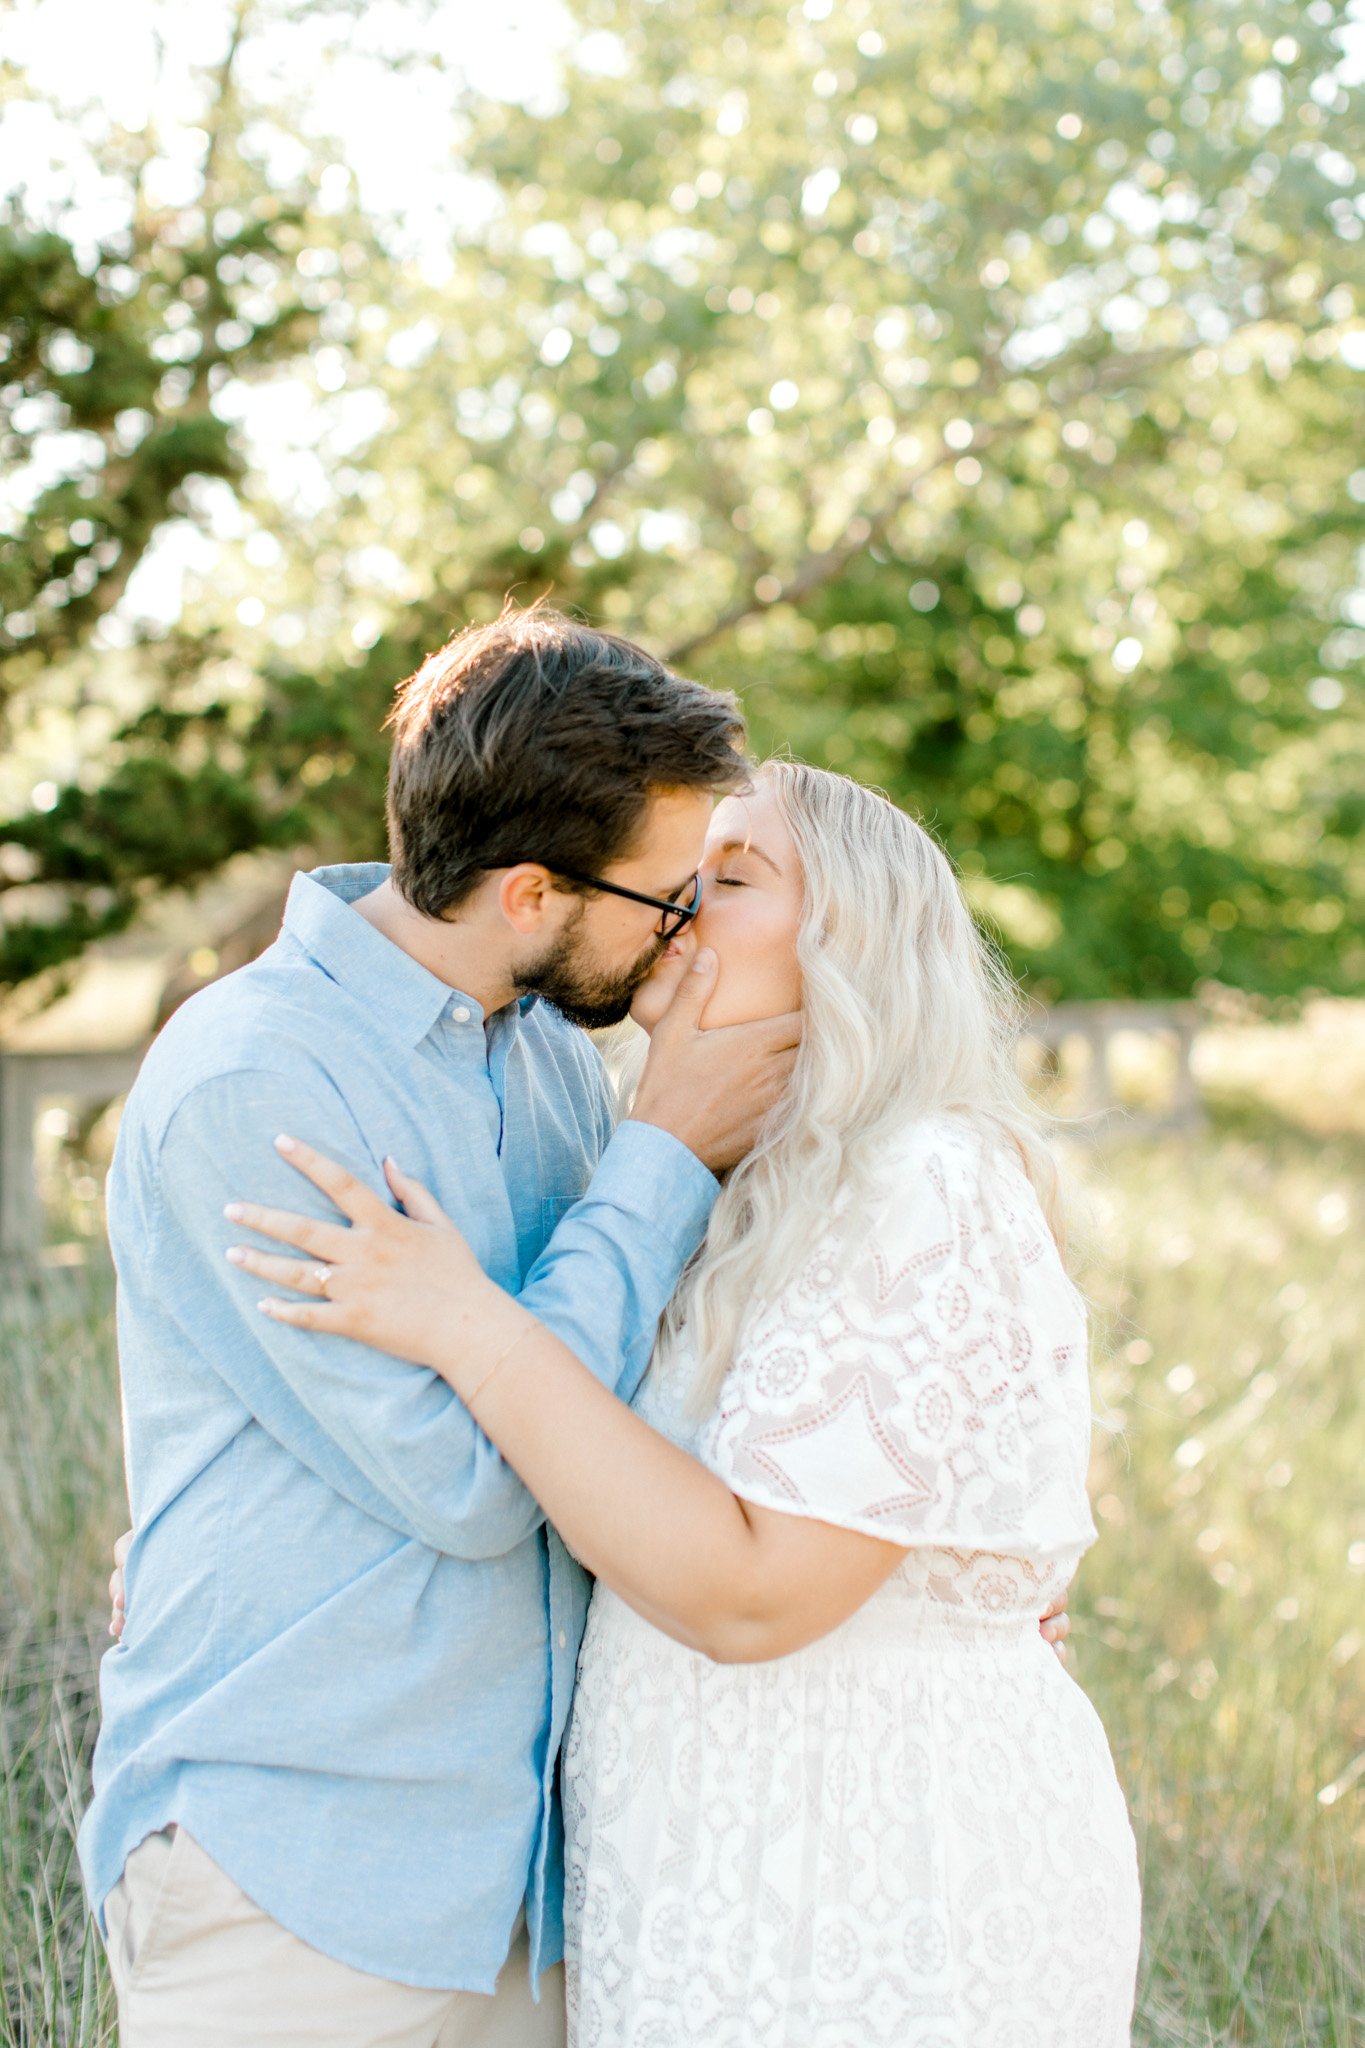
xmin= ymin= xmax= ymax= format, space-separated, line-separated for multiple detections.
xmin=662 ymin=321 xmax=1260 ymax=672
xmin=664 ymin=439 xmax=968 ymax=669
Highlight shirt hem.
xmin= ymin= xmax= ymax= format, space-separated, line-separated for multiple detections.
xmin=83 ymin=1798 xmax=556 ymax=1993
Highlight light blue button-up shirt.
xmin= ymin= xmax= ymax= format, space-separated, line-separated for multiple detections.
xmin=78 ymin=863 xmax=716 ymax=1991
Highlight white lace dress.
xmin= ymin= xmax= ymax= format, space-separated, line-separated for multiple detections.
xmin=563 ymin=1114 xmax=1140 ymax=2047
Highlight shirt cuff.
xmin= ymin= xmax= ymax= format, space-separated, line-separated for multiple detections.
xmin=590 ymin=1118 xmax=719 ymax=1268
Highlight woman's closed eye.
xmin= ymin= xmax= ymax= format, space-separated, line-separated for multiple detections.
xmin=712 ymin=874 xmax=746 ymax=888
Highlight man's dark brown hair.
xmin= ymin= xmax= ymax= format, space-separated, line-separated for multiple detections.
xmin=385 ymin=603 xmax=747 ymax=918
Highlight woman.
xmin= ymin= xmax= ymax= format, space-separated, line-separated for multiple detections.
xmin=222 ymin=763 xmax=1141 ymax=2046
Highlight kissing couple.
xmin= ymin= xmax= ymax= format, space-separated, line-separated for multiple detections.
xmin=83 ymin=605 xmax=1140 ymax=2046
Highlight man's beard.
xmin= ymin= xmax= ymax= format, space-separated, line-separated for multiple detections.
xmin=516 ymin=910 xmax=666 ymax=1031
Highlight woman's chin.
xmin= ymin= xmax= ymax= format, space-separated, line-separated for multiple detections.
xmin=628 ymin=984 xmax=671 ymax=1034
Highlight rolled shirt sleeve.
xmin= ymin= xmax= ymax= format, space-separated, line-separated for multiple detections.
xmin=518 ymin=1116 xmax=716 ymax=1410
xmin=155 ymin=1068 xmax=716 ymax=1561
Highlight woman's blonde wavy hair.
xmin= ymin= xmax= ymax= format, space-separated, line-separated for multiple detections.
xmin=658 ymin=759 xmax=1067 ymax=1414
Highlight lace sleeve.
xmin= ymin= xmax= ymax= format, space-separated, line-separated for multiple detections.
xmin=702 ymin=1120 xmax=1095 ymax=1557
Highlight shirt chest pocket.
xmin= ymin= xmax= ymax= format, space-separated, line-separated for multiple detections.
xmin=517 ymin=1189 xmax=591 ymax=1280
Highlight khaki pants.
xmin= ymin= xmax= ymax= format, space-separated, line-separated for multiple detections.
xmin=104 ymin=1827 xmax=566 ymax=2048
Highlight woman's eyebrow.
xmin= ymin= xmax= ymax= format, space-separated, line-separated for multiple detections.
xmin=713 ymin=837 xmax=781 ymax=875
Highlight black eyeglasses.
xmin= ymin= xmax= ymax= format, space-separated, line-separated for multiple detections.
xmin=501 ymin=864 xmax=702 ymax=940
xmin=551 ymin=867 xmax=703 ymax=940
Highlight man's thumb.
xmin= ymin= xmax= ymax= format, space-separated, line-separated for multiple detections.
xmin=668 ymin=946 xmax=717 ymax=1023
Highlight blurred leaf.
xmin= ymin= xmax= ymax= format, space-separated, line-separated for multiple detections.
xmin=2 ymin=0 xmax=1363 ymax=998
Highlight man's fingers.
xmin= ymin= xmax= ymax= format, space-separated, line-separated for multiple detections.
xmin=108 ymin=1552 xmax=126 ymax=1639
xmin=1040 ymin=1609 xmax=1070 ymax=1662
xmin=657 ymin=947 xmax=718 ymax=1031
xmin=712 ymin=1007 xmax=803 ymax=1056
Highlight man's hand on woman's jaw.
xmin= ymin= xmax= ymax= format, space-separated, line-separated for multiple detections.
xmin=630 ymin=948 xmax=801 ymax=1175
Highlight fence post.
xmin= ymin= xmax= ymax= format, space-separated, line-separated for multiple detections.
xmin=0 ymin=1056 xmax=41 ymax=1259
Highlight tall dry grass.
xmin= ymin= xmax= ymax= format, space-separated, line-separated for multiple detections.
xmin=1 ymin=1266 xmax=120 ymax=2045
xmin=1 ymin=1094 xmax=1361 ymax=2042
xmin=1074 ymin=1124 xmax=1363 ymax=2044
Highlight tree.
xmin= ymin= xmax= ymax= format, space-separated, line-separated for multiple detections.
xmin=0 ymin=0 xmax=385 ymax=976
xmin=2 ymin=0 xmax=1362 ymax=999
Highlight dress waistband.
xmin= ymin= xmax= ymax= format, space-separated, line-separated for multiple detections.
xmin=591 ymin=1585 xmax=1048 ymax=1660
xmin=814 ymin=1595 xmax=1047 ymax=1656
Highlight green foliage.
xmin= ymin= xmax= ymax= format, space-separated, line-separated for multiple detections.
xmin=2 ymin=0 xmax=1363 ymax=998
xmin=0 ymin=197 xmax=316 ymax=686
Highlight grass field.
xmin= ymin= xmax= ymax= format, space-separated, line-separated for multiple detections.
xmin=1 ymin=1087 xmax=1361 ymax=2043
xmin=1075 ymin=1123 xmax=1363 ymax=2043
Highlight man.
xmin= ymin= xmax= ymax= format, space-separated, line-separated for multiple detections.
xmin=80 ymin=605 xmax=798 ymax=2046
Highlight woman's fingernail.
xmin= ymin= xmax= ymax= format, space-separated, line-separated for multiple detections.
xmin=225 ymin=1247 xmax=245 ymax=1266
xmin=275 ymin=1134 xmax=297 ymax=1153
xmin=224 ymin=1203 xmax=244 ymax=1221
xmin=257 ymin=1299 xmax=276 ymax=1316
xmin=691 ymin=948 xmax=715 ymax=973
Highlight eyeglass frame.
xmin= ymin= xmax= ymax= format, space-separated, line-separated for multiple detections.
xmin=496 ymin=863 xmax=703 ymax=940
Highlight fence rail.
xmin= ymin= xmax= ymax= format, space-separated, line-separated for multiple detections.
xmin=0 ymin=1002 xmax=1208 ymax=1259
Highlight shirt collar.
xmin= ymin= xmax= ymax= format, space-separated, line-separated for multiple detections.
xmin=284 ymin=864 xmax=532 ymax=1049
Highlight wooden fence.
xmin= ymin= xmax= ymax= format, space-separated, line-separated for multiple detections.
xmin=0 ymin=999 xmax=1208 ymax=1260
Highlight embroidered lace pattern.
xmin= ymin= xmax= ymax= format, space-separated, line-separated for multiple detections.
xmin=564 ymin=1115 xmax=1140 ymax=2046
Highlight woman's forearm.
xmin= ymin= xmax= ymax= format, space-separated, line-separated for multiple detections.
xmin=221 ymin=1127 xmax=911 ymax=1663
xmin=435 ymin=1289 xmax=771 ymax=1657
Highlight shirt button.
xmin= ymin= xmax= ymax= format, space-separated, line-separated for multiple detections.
xmin=558 ymin=1630 xmax=568 ymax=1650
xmin=452 ymin=1005 xmax=472 ymax=1024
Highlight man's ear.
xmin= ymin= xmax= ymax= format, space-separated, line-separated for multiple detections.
xmin=497 ymin=863 xmax=557 ymax=936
